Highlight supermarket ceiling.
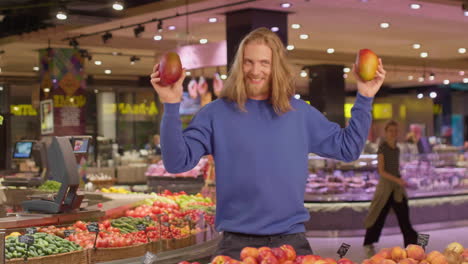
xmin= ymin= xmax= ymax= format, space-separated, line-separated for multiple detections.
xmin=0 ymin=0 xmax=467 ymax=90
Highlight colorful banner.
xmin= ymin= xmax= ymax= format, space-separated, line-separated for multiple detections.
xmin=39 ymin=48 xmax=86 ymax=136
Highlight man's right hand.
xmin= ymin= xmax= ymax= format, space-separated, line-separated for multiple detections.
xmin=150 ymin=64 xmax=186 ymax=104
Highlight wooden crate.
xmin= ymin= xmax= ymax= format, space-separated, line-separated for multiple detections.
xmin=86 ymin=243 xmax=148 ymax=263
xmin=6 ymin=249 xmax=87 ymax=264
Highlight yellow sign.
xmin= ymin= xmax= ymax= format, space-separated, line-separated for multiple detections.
xmin=433 ymin=104 xmax=442 ymax=115
xmin=104 ymin=102 xmax=158 ymax=116
xmin=53 ymin=95 xmax=86 ymax=107
xmin=10 ymin=105 xmax=38 ymax=116
xmin=373 ymin=103 xmax=393 ymax=119
xmin=0 ymin=114 xmax=3 ymax=125
xmin=399 ymin=105 xmax=406 ymax=119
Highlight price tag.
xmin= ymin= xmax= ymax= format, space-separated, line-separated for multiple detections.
xmin=162 ymin=222 xmax=170 ymax=227
xmin=143 ymin=251 xmax=158 ymax=264
xmin=145 ymin=215 xmax=152 ymax=222
xmin=87 ymin=222 xmax=99 ymax=233
xmin=136 ymin=224 xmax=147 ymax=231
xmin=26 ymin=227 xmax=37 ymax=235
xmin=417 ymin=234 xmax=430 ymax=249
xmin=64 ymin=230 xmax=76 ymax=237
xmin=337 ymin=243 xmax=351 ymax=258
xmin=19 ymin=235 xmax=34 ymax=246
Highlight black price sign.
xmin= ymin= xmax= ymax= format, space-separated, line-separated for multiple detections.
xmin=87 ymin=222 xmax=99 ymax=233
xmin=64 ymin=230 xmax=76 ymax=237
xmin=136 ymin=224 xmax=147 ymax=231
xmin=337 ymin=243 xmax=351 ymax=258
xmin=26 ymin=227 xmax=37 ymax=235
xmin=145 ymin=215 xmax=152 ymax=222
xmin=19 ymin=235 xmax=34 ymax=246
xmin=417 ymin=234 xmax=430 ymax=249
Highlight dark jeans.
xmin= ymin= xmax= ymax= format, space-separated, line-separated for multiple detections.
xmin=213 ymin=231 xmax=313 ymax=260
xmin=364 ymin=196 xmax=418 ymax=247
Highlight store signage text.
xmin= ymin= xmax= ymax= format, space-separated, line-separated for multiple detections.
xmin=104 ymin=102 xmax=159 ymax=116
xmin=344 ymin=103 xmax=393 ymax=120
xmin=53 ymin=95 xmax=86 ymax=108
xmin=0 ymin=114 xmax=3 ymax=125
xmin=10 ymin=105 xmax=38 ymax=116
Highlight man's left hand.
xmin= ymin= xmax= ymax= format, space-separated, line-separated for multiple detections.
xmin=352 ymin=58 xmax=386 ymax=98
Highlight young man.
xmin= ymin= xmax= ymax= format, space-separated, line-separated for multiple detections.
xmin=150 ymin=28 xmax=386 ymax=258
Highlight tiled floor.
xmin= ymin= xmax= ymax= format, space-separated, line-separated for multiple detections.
xmin=307 ymin=226 xmax=468 ymax=263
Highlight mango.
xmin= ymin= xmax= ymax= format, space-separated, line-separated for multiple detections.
xmin=159 ymin=52 xmax=182 ymax=86
xmin=356 ymin=49 xmax=379 ymax=81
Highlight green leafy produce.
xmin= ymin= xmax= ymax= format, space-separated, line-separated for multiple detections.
xmin=38 ymin=180 xmax=62 ymax=192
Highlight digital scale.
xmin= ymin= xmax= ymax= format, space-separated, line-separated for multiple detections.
xmin=19 ymin=136 xmax=91 ymax=214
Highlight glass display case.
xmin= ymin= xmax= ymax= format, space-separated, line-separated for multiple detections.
xmin=305 ymin=145 xmax=467 ymax=202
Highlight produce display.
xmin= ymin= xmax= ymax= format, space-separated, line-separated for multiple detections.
xmin=37 ymin=180 xmax=62 ymax=192
xmin=363 ymin=242 xmax=468 ymax=264
xmin=100 ymin=186 xmax=132 ymax=194
xmin=5 ymin=233 xmax=81 ymax=260
xmin=145 ymin=156 xmax=210 ymax=177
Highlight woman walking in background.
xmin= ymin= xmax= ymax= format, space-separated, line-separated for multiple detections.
xmin=364 ymin=120 xmax=418 ymax=256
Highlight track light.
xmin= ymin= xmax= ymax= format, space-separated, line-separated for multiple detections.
xmin=113 ymin=1 xmax=124 ymax=11
xmin=69 ymin=38 xmax=79 ymax=49
xmin=102 ymin=32 xmax=112 ymax=43
xmin=133 ymin=24 xmax=145 ymax=37
xmin=157 ymin=20 xmax=163 ymax=32
xmin=130 ymin=56 xmax=140 ymax=65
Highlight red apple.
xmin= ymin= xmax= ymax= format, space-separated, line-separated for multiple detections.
xmin=178 ymin=262 xmax=190 ymax=264
xmin=212 ymin=255 xmax=232 ymax=264
xmin=355 ymin=49 xmax=379 ymax=81
xmin=159 ymin=52 xmax=182 ymax=86
xmin=324 ymin=258 xmax=337 ymax=264
xmin=280 ymin=245 xmax=297 ymax=261
xmin=272 ymin=248 xmax=288 ymax=263
xmin=243 ymin=256 xmax=259 ymax=264
xmin=261 ymin=254 xmax=280 ymax=264
xmin=301 ymin=255 xmax=322 ymax=264
xmin=241 ymin=247 xmax=260 ymax=260
xmin=337 ymin=258 xmax=354 ymax=264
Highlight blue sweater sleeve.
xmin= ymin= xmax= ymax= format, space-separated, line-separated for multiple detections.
xmin=160 ymin=103 xmax=212 ymax=173
xmin=307 ymin=93 xmax=373 ymax=162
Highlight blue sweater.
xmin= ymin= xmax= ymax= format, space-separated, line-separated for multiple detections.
xmin=161 ymin=93 xmax=373 ymax=235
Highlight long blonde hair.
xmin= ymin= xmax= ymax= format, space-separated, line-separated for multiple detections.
xmin=220 ymin=27 xmax=295 ymax=115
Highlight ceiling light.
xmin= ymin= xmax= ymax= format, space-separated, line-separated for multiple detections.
xmin=221 ymin=74 xmax=227 ymax=80
xmin=44 ymin=88 xmax=50 ymax=93
xmin=33 ymin=66 xmax=39 ymax=71
xmin=417 ymin=93 xmax=423 ymax=99
xmin=459 ymin=71 xmax=465 ymax=76
xmin=186 ymin=71 xmax=191 ymax=76
xmin=280 ymin=3 xmax=292 ymax=8
xmin=168 ymin=25 xmax=176 ymax=31
xmin=420 ymin=52 xmax=428 ymax=58
xmin=343 ymin=67 xmax=350 ymax=73
xmin=463 ymin=78 xmax=468 ymax=83
xmin=95 ymin=60 xmax=102 ymax=65
xmin=380 ymin=22 xmax=390 ymax=29
xmin=286 ymin=45 xmax=295 ymax=51
xmin=418 ymin=77 xmax=424 ymax=82
xmin=458 ymin=48 xmax=466 ymax=54
xmin=0 ymin=86 xmax=3 ymax=91
xmin=464 ymin=11 xmax=468 ymax=16
xmin=130 ymin=56 xmax=140 ymax=65
xmin=327 ymin=48 xmax=335 ymax=54
xmin=408 ymin=75 xmax=414 ymax=80
xmin=410 ymin=3 xmax=421 ymax=9
xmin=112 ymin=1 xmax=124 ymax=11
xmin=56 ymin=10 xmax=67 ymax=20
xmin=104 ymin=69 xmax=111 ymax=74
xmin=291 ymin=24 xmax=301 ymax=29
xmin=299 ymin=34 xmax=309 ymax=40
xmin=430 ymin=92 xmax=437 ymax=98
xmin=102 ymin=32 xmax=112 ymax=43
xmin=412 ymin=44 xmax=421 ymax=49
xmin=133 ymin=24 xmax=145 ymax=38
xmin=112 ymin=51 xmax=120 ymax=56
xmin=94 ymin=89 xmax=99 ymax=94
xmin=157 ymin=20 xmax=163 ymax=32
xmin=300 ymin=70 xmax=307 ymax=78
xmin=208 ymin=17 xmax=217 ymax=23
xmin=199 ymin=38 xmax=208 ymax=44
xmin=153 ymin=35 xmax=162 ymax=41
xmin=271 ymin=27 xmax=279 ymax=32
xmin=294 ymin=94 xmax=301 ymax=99
xmin=429 ymin=73 xmax=435 ymax=81
xmin=443 ymin=79 xmax=450 ymax=85
xmin=69 ymin=38 xmax=79 ymax=49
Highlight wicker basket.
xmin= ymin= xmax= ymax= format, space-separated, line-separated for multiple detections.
xmin=90 ymin=179 xmax=116 ymax=189
xmin=87 ymin=243 xmax=148 ymax=263
xmin=6 ymin=249 xmax=87 ymax=264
